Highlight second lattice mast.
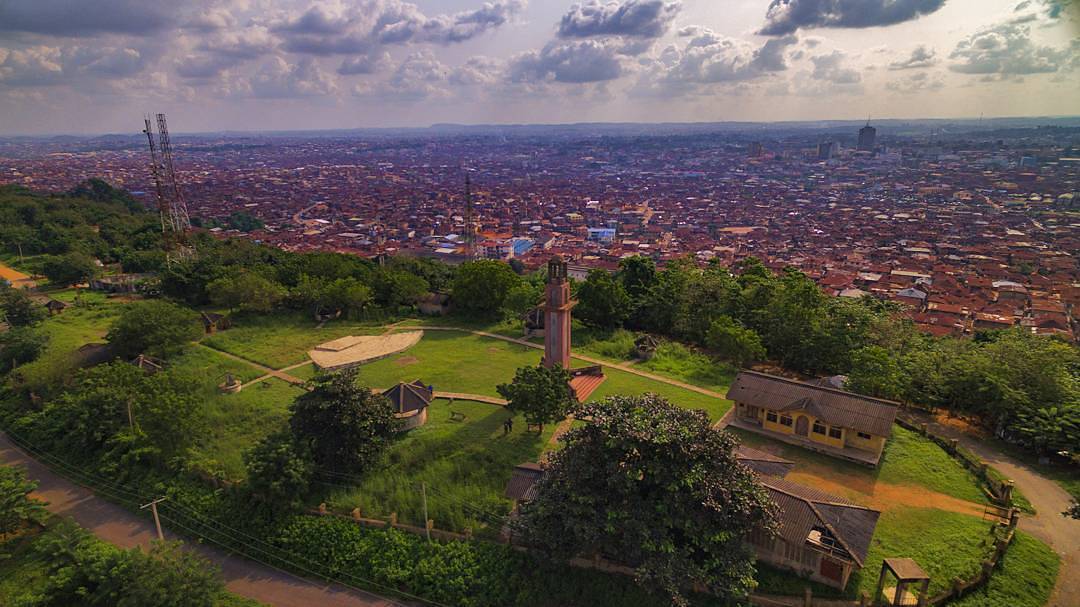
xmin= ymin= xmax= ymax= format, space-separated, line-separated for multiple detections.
xmin=143 ymin=113 xmax=194 ymax=264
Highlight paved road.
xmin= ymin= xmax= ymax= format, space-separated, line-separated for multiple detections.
xmin=0 ymin=432 xmax=405 ymax=607
xmin=908 ymin=415 xmax=1079 ymax=607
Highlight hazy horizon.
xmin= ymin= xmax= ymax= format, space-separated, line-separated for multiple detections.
xmin=1 ymin=0 xmax=1078 ymax=136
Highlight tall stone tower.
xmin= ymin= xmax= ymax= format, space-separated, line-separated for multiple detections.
xmin=543 ymin=256 xmax=574 ymax=370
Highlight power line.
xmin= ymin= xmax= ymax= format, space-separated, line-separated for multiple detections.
xmin=1 ymin=430 xmax=446 ymax=607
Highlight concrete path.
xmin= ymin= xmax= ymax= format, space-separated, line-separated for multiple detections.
xmin=393 ymin=325 xmax=731 ymax=401
xmin=0 ymin=432 xmax=406 ymax=607
xmin=904 ymin=413 xmax=1079 ymax=607
xmin=197 ymin=343 xmax=307 ymax=388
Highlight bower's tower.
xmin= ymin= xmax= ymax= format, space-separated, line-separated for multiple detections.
xmin=543 ymin=256 xmax=574 ymax=370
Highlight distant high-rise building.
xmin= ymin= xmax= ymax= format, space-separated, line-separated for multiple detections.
xmin=749 ymin=142 xmax=763 ymax=157
xmin=817 ymin=141 xmax=838 ymax=160
xmin=857 ymin=122 xmax=877 ymax=152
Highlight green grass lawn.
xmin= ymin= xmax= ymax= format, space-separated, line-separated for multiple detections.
xmin=729 ymin=424 xmax=989 ymax=506
xmin=587 ymin=368 xmax=732 ymax=421
xmin=202 ymin=312 xmax=385 ymax=368
xmin=324 ymin=399 xmax=556 ymax=534
xmin=357 ymin=330 xmax=542 ymax=394
xmin=187 ymin=376 xmax=305 ymax=481
xmin=948 ymin=531 xmax=1059 ymax=607
xmin=9 ymin=295 xmax=124 ymax=397
xmin=286 ymin=362 xmax=318 ymax=381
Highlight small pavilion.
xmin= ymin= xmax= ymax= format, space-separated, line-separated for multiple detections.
xmin=874 ymin=558 xmax=930 ymax=607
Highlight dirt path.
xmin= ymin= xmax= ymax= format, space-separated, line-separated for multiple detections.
xmin=0 ymin=433 xmax=404 ymax=607
xmin=784 ymin=472 xmax=991 ymax=518
xmin=904 ymin=412 xmax=1079 ymax=607
xmin=197 ymin=343 xmax=307 ymax=387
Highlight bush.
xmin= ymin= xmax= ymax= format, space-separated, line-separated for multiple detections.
xmin=106 ymin=300 xmax=202 ymax=359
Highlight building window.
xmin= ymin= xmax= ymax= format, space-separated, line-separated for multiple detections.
xmin=780 ymin=415 xmax=793 ymax=427
xmin=828 ymin=427 xmax=842 ymax=439
xmin=857 ymin=432 xmax=872 ymax=440
xmin=766 ymin=411 xmax=777 ymax=423
xmin=812 ymin=421 xmax=826 ymax=435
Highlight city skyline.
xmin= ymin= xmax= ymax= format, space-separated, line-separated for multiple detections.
xmin=1 ymin=0 xmax=1078 ymax=135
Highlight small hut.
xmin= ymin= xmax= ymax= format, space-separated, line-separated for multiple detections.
xmin=131 ymin=354 xmax=166 ymax=374
xmin=418 ymin=292 xmax=451 ymax=316
xmin=382 ymin=380 xmax=434 ymax=431
xmin=314 ymin=306 xmax=342 ymax=322
xmin=523 ymin=306 xmax=545 ymax=338
xmin=634 ymin=334 xmax=660 ymax=360
xmin=200 ymin=312 xmax=231 ymax=334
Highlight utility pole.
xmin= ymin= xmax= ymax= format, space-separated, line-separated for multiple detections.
xmin=126 ymin=397 xmax=134 ymax=433
xmin=420 ymin=482 xmax=430 ymax=542
xmin=140 ymin=496 xmax=167 ymax=541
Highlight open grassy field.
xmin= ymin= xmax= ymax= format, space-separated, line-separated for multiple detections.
xmin=948 ymin=531 xmax=1059 ymax=607
xmin=324 ymin=398 xmax=556 ymax=533
xmin=202 ymin=312 xmax=385 ymax=368
xmin=728 ymin=424 xmax=990 ymax=507
xmin=187 ymin=375 xmax=305 ymax=480
xmin=9 ymin=293 xmax=124 ymax=397
xmin=586 ymin=367 xmax=731 ymax=421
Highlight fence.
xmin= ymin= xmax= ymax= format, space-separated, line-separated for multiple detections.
xmin=894 ymin=410 xmax=1015 ymax=507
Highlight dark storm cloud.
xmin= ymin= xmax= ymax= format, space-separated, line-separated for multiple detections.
xmin=759 ymin=0 xmax=947 ymax=36
xmin=273 ymin=0 xmax=525 ymax=56
xmin=0 ymin=0 xmax=178 ymax=37
xmin=557 ymin=0 xmax=681 ymax=39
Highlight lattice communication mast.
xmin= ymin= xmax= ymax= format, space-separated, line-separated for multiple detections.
xmin=143 ymin=113 xmax=194 ymax=264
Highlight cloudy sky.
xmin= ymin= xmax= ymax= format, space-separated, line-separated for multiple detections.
xmin=0 ymin=0 xmax=1077 ymax=134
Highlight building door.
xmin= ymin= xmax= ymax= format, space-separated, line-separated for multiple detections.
xmin=795 ymin=416 xmax=809 ymax=437
xmin=820 ymin=557 xmax=844 ymax=583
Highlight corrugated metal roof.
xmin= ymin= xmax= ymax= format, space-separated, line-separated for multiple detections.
xmin=504 ymin=462 xmax=543 ymax=501
xmin=726 ymin=371 xmax=898 ymax=437
xmin=735 ymin=445 xmax=796 ymax=478
xmin=761 ymin=476 xmax=880 ymax=566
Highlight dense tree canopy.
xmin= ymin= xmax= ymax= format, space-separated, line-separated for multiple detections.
xmin=41 ymin=252 xmax=99 ymax=286
xmin=44 ymin=363 xmax=201 ymax=465
xmin=244 ymin=430 xmax=314 ymax=507
xmin=36 ymin=523 xmax=223 ymax=607
xmin=0 ymin=326 xmax=49 ymax=371
xmin=208 ymin=270 xmax=286 ymax=314
xmin=0 ymin=465 xmax=47 ymax=535
xmin=451 ymin=259 xmax=522 ymax=316
xmin=497 ymin=364 xmax=576 ymax=432
xmin=516 ymin=394 xmax=776 ymax=605
xmin=106 ymin=300 xmax=202 ymax=359
xmin=289 ymin=369 xmax=399 ymax=473
xmin=575 ymin=269 xmax=630 ymax=330
xmin=0 ymin=286 xmax=47 ymax=327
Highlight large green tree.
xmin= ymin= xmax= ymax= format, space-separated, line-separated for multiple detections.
xmin=0 ymin=286 xmax=46 ymax=327
xmin=575 ymin=269 xmax=631 ymax=330
xmin=106 ymin=300 xmax=202 ymax=359
xmin=705 ymin=316 xmax=766 ymax=367
xmin=207 ymin=270 xmax=285 ymax=314
xmin=497 ymin=364 xmax=575 ymax=432
xmin=289 ymin=369 xmax=400 ymax=473
xmin=41 ymin=252 xmax=99 ymax=286
xmin=516 ymin=394 xmax=776 ymax=605
xmin=0 ymin=326 xmax=48 ymax=371
xmin=244 ymin=430 xmax=314 ymax=507
xmin=617 ymin=255 xmax=657 ymax=300
xmin=451 ymin=259 xmax=522 ymax=316
xmin=46 ymin=363 xmax=201 ymax=463
xmin=0 ymin=465 xmax=47 ymax=535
